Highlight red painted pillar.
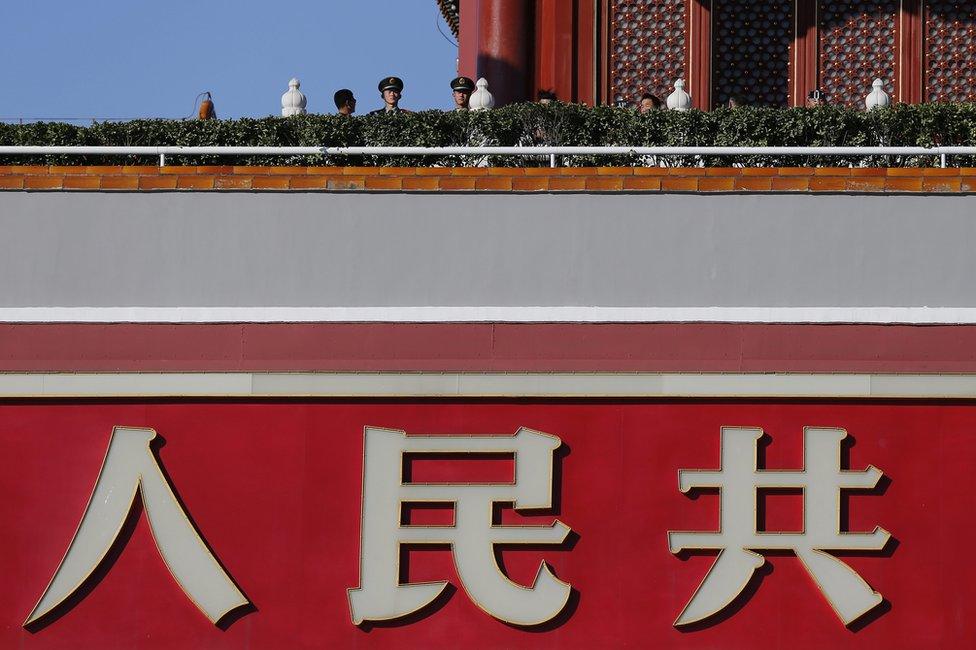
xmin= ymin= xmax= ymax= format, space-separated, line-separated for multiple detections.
xmin=535 ymin=0 xmax=575 ymax=102
xmin=793 ymin=0 xmax=820 ymax=107
xmin=688 ymin=0 xmax=712 ymax=111
xmin=477 ymin=0 xmax=533 ymax=106
xmin=898 ymin=0 xmax=923 ymax=104
xmin=458 ymin=0 xmax=481 ymax=81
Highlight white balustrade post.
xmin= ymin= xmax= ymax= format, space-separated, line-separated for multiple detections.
xmin=865 ymin=79 xmax=890 ymax=110
xmin=469 ymin=78 xmax=495 ymax=111
xmin=281 ymin=78 xmax=308 ymax=117
xmin=666 ymin=79 xmax=692 ymax=111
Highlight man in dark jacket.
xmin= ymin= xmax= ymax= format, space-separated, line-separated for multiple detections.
xmin=334 ymin=89 xmax=356 ymax=116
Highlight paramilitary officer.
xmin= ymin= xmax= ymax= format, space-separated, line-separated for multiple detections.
xmin=450 ymin=76 xmax=475 ymax=110
xmin=369 ymin=76 xmax=411 ymax=115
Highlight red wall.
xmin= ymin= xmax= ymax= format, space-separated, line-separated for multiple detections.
xmin=2 ymin=400 xmax=973 ymax=648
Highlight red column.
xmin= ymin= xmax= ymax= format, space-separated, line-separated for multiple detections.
xmin=793 ymin=0 xmax=819 ymax=107
xmin=688 ymin=0 xmax=712 ymax=110
xmin=535 ymin=0 xmax=575 ymax=101
xmin=899 ymin=0 xmax=923 ymax=104
xmin=534 ymin=0 xmax=598 ymax=106
xmin=477 ymin=0 xmax=534 ymax=105
xmin=458 ymin=0 xmax=481 ymax=80
xmin=576 ymin=0 xmax=597 ymax=106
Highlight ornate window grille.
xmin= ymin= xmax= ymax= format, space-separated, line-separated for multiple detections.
xmin=819 ymin=1 xmax=900 ymax=109
xmin=608 ymin=0 xmax=688 ymax=105
xmin=712 ymin=0 xmax=795 ymax=107
xmin=598 ymin=0 xmax=976 ymax=108
xmin=925 ymin=1 xmax=976 ymax=103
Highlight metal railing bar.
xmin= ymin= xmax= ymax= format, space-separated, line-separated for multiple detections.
xmin=0 ymin=145 xmax=973 ymax=166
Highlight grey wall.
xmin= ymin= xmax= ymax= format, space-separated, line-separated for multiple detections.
xmin=0 ymin=191 xmax=974 ymax=313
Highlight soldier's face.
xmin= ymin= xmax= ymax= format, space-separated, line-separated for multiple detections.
xmin=383 ymin=89 xmax=400 ymax=106
xmin=453 ymin=90 xmax=470 ymax=108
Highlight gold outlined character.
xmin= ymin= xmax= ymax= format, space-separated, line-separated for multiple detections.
xmin=348 ymin=426 xmax=572 ymax=626
xmin=24 ymin=427 xmax=249 ymax=627
xmin=669 ymin=427 xmax=891 ymax=627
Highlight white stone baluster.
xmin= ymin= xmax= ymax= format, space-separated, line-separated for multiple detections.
xmin=666 ymin=79 xmax=692 ymax=111
xmin=865 ymin=79 xmax=890 ymax=110
xmin=281 ymin=78 xmax=307 ymax=117
xmin=469 ymin=77 xmax=495 ymax=111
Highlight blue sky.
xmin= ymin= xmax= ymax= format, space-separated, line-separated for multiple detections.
xmin=0 ymin=0 xmax=459 ymax=122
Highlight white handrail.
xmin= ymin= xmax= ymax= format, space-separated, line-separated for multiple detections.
xmin=0 ymin=145 xmax=972 ymax=167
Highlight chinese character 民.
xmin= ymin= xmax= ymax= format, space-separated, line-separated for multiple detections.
xmin=668 ymin=427 xmax=891 ymax=627
xmin=348 ymin=426 xmax=572 ymax=626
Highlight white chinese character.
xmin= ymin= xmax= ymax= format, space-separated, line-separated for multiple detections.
xmin=24 ymin=427 xmax=249 ymax=627
xmin=348 ymin=427 xmax=572 ymax=627
xmin=668 ymin=427 xmax=891 ymax=627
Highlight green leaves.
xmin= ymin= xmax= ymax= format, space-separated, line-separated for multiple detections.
xmin=2 ymin=103 xmax=974 ymax=167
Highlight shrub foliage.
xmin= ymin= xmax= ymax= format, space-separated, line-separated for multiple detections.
xmin=2 ymin=102 xmax=975 ymax=167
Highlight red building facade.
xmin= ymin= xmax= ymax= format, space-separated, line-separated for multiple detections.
xmin=445 ymin=1 xmax=976 ymax=109
xmin=3 ymin=166 xmax=976 ymax=648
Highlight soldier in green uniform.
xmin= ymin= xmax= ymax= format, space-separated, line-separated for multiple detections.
xmin=369 ymin=77 xmax=411 ymax=115
xmin=450 ymin=76 xmax=475 ymax=110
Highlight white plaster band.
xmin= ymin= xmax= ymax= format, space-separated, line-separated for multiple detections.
xmin=3 ymin=372 xmax=976 ymax=398
xmin=5 ymin=306 xmax=976 ymax=324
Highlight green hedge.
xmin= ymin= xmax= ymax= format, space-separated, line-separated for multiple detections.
xmin=2 ymin=102 xmax=975 ymax=167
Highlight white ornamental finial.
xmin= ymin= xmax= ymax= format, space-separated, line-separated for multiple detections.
xmin=281 ymin=78 xmax=307 ymax=117
xmin=865 ymin=79 xmax=890 ymax=110
xmin=666 ymin=79 xmax=692 ymax=111
xmin=469 ymin=77 xmax=495 ymax=111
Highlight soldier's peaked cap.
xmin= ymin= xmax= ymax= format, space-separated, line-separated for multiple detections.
xmin=451 ymin=76 xmax=475 ymax=92
xmin=379 ymin=76 xmax=404 ymax=92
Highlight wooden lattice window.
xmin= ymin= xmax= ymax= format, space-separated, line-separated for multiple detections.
xmin=819 ymin=1 xmax=899 ymax=108
xmin=712 ymin=0 xmax=795 ymax=107
xmin=608 ymin=0 xmax=688 ymax=105
xmin=925 ymin=1 xmax=976 ymax=103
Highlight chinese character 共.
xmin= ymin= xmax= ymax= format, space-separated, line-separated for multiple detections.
xmin=668 ymin=427 xmax=891 ymax=627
